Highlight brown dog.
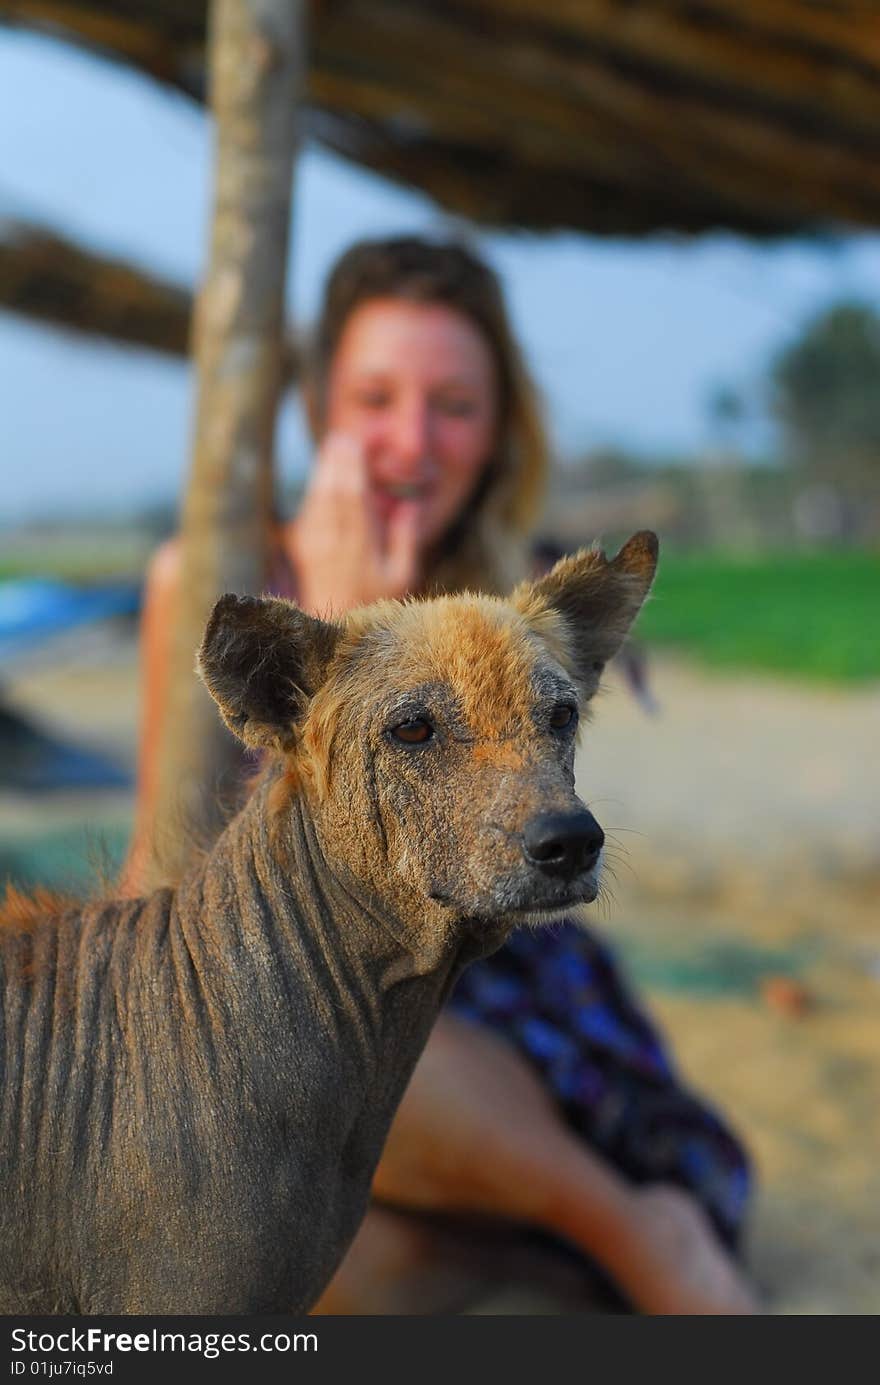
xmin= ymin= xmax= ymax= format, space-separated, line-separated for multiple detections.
xmin=0 ymin=533 xmax=657 ymax=1314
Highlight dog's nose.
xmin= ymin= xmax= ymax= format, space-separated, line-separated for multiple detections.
xmin=522 ymin=811 xmax=605 ymax=878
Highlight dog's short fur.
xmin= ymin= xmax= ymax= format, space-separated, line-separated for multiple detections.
xmin=0 ymin=533 xmax=657 ymax=1314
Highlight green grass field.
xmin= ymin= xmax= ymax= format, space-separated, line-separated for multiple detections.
xmin=636 ymin=549 xmax=880 ymax=683
xmin=0 ymin=529 xmax=152 ymax=581
xmin=2 ymin=532 xmax=877 ymax=683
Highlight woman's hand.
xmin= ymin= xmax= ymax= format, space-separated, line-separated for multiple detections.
xmin=615 ymin=1185 xmax=758 ymax=1315
xmin=290 ymin=433 xmax=424 ymax=615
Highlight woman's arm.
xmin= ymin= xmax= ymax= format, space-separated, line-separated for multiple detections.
xmin=118 ymin=538 xmax=181 ymax=896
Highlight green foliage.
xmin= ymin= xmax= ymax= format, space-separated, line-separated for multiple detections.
xmin=615 ymin=934 xmax=815 ymax=999
xmin=771 ymin=301 xmax=880 ymax=477
xmin=637 ymin=550 xmax=880 ymax=683
xmin=0 ymin=528 xmax=150 ymax=581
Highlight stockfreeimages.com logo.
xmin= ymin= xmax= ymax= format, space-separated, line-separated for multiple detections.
xmin=11 ymin=1328 xmax=317 ymax=1362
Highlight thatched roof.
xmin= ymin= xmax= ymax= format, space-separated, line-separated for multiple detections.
xmin=3 ymin=0 xmax=880 ymax=237
xmin=0 ymin=218 xmax=302 ymax=369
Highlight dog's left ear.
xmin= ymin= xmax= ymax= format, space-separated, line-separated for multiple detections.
xmin=514 ymin=531 xmax=658 ymax=696
xmin=197 ymin=594 xmax=342 ymax=752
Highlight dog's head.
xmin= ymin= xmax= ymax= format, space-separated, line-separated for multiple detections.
xmin=198 ymin=532 xmax=657 ymax=944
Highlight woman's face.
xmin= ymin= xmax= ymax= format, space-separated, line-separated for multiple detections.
xmin=324 ymin=298 xmax=499 ymax=547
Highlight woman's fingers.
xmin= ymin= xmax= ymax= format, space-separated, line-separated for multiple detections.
xmin=293 ymin=435 xmax=382 ymax=613
xmin=294 ymin=433 xmax=424 ymax=612
xmin=312 ymin=432 xmax=369 ymax=499
xmin=382 ymin=498 xmax=423 ymax=595
xmin=619 ymin=1186 xmax=760 ymax=1314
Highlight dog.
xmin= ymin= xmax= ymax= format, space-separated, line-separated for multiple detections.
xmin=0 ymin=532 xmax=657 ymax=1313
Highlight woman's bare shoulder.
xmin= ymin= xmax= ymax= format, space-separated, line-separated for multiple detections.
xmin=144 ymin=536 xmax=182 ymax=593
xmin=139 ymin=537 xmax=183 ymax=631
xmin=145 ymin=527 xmax=300 ymax=600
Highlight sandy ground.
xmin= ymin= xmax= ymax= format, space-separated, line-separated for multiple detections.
xmin=580 ymin=660 xmax=880 ymax=1315
xmin=2 ymin=631 xmax=879 ymax=1314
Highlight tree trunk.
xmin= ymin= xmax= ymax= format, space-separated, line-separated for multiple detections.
xmin=151 ymin=0 xmax=304 ymax=884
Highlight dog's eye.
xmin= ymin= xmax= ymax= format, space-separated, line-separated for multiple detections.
xmin=549 ymin=703 xmax=577 ymax=731
xmin=391 ymin=718 xmax=434 ymax=745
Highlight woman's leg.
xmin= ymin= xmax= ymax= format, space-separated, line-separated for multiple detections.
xmin=448 ymin=921 xmax=752 ymax=1252
xmin=313 ymin=1010 xmax=757 ymax=1314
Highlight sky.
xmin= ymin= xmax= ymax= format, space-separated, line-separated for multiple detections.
xmin=2 ymin=26 xmax=880 ymax=523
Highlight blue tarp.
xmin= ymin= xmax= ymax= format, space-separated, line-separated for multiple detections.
xmin=0 ymin=578 xmax=141 ymax=789
xmin=0 ymin=578 xmax=141 ymax=662
xmin=0 ymin=703 xmax=132 ymax=791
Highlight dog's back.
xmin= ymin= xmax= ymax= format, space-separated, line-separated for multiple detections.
xmin=0 ymin=847 xmax=386 ymax=1314
xmin=1 ymin=891 xmax=133 ymax=1312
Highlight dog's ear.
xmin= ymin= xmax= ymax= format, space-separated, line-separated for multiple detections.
xmin=514 ymin=531 xmax=658 ymax=697
xmin=197 ymin=594 xmax=342 ymax=752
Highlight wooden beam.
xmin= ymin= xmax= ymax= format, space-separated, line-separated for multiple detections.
xmin=0 ymin=220 xmax=191 ymax=355
xmin=151 ymin=0 xmax=304 ymax=885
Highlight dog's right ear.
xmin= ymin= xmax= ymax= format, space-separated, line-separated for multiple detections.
xmin=514 ymin=531 xmax=658 ymax=698
xmin=197 ymin=594 xmax=342 ymax=752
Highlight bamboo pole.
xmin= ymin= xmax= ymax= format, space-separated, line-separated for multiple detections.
xmin=151 ymin=0 xmax=304 ymax=883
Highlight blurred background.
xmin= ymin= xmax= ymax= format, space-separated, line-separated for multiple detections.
xmin=1 ymin=3 xmax=878 ymax=1314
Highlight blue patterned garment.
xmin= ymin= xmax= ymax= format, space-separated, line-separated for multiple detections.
xmin=448 ymin=921 xmax=751 ymax=1250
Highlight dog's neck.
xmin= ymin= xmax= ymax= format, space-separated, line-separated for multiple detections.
xmin=168 ymin=772 xmax=504 ymax=1109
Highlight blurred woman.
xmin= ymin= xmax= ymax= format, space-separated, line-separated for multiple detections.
xmin=127 ymin=237 xmax=756 ymax=1314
